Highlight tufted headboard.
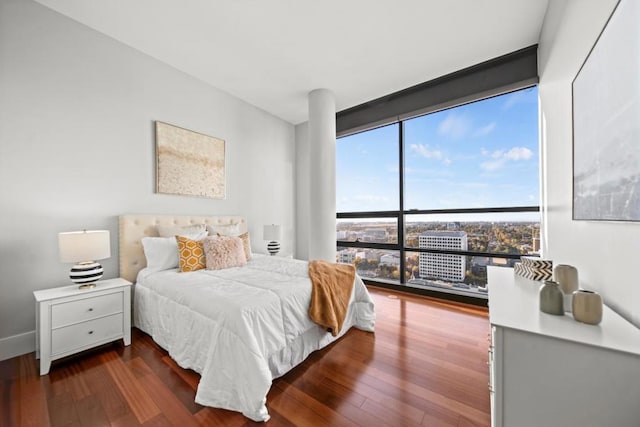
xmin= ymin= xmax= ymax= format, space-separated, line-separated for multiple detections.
xmin=118 ymin=214 xmax=247 ymax=283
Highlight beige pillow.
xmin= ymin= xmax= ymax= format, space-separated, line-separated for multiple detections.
xmin=216 ymin=231 xmax=252 ymax=261
xmin=206 ymin=223 xmax=241 ymax=236
xmin=176 ymin=235 xmax=206 ymax=272
xmin=203 ymin=236 xmax=247 ymax=270
xmin=236 ymin=232 xmax=252 ymax=261
xmin=157 ymin=223 xmax=206 ymax=237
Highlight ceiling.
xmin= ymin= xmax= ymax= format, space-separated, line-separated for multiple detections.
xmin=35 ymin=0 xmax=549 ymax=125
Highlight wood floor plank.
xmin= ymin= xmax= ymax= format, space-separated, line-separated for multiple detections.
xmin=64 ymin=364 xmax=92 ymax=402
xmin=78 ymin=353 xmax=131 ymax=423
xmin=12 ymin=355 xmax=50 ymax=427
xmin=109 ymin=413 xmax=141 ymax=427
xmin=126 ymin=357 xmax=199 ymax=427
xmin=0 ymin=358 xmax=15 ymax=427
xmin=268 ymin=382 xmax=350 ymax=427
xmin=3 ymin=286 xmax=491 ymax=426
xmin=119 ymin=338 xmax=202 ymax=414
xmin=46 ymin=392 xmax=80 ymax=427
xmin=99 ymin=352 xmax=161 ymax=423
xmin=193 ymin=407 xmax=246 ymax=427
xmin=141 ymin=413 xmax=172 ymax=427
xmin=161 ymin=357 xmax=199 ymax=390
xmin=325 ymin=366 xmax=427 ymax=425
xmin=362 ymin=364 xmax=491 ymax=425
xmin=74 ymin=395 xmax=110 ymax=427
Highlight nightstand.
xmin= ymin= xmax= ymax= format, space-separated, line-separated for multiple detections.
xmin=33 ymin=277 xmax=132 ymax=375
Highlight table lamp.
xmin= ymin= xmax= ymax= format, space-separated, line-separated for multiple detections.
xmin=58 ymin=230 xmax=111 ymax=289
xmin=263 ymin=224 xmax=281 ymax=256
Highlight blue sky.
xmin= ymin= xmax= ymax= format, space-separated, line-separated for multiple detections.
xmin=336 ymin=86 xmax=539 ymax=215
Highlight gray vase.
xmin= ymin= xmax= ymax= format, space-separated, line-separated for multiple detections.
xmin=539 ymin=280 xmax=564 ymax=315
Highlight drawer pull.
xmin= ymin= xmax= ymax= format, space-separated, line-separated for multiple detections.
xmin=88 ymin=330 xmax=94 ymax=335
xmin=88 ymin=308 xmax=93 ymax=312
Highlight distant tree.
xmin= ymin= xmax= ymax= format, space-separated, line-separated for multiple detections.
xmin=354 ymin=257 xmax=362 ymax=269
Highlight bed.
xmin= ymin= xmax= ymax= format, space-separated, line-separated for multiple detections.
xmin=119 ymin=214 xmax=375 ymax=422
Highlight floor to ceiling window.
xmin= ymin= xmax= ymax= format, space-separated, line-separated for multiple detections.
xmin=336 ymin=86 xmax=540 ymax=300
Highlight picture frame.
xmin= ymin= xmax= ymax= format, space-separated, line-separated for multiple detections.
xmin=572 ymin=0 xmax=639 ymax=221
xmin=155 ymin=121 xmax=226 ymax=199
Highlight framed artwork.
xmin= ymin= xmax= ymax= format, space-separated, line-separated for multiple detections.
xmin=572 ymin=0 xmax=639 ymax=221
xmin=155 ymin=121 xmax=226 ymax=199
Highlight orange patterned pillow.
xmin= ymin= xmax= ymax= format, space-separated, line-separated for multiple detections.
xmin=176 ymin=235 xmax=206 ymax=272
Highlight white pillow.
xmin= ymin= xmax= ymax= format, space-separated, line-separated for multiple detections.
xmin=141 ymin=230 xmax=207 ymax=272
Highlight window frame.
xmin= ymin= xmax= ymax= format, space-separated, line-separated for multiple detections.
xmin=336 ymin=87 xmax=541 ymax=300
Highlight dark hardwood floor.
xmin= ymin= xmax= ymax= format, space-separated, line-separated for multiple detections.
xmin=0 ymin=286 xmax=490 ymax=427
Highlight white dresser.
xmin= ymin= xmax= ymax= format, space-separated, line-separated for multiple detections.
xmin=34 ymin=278 xmax=132 ymax=375
xmin=487 ymin=266 xmax=640 ymax=427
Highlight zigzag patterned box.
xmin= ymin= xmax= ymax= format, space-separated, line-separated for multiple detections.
xmin=521 ymin=256 xmax=553 ymax=271
xmin=514 ymin=261 xmax=552 ymax=281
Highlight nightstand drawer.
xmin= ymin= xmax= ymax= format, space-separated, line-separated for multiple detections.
xmin=51 ymin=313 xmax=124 ymax=356
xmin=51 ymin=292 xmax=123 ymax=328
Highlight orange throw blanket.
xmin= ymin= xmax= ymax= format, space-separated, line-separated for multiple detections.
xmin=308 ymin=260 xmax=355 ymax=337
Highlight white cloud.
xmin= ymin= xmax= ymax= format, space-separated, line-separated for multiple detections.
xmin=410 ymin=143 xmax=443 ymax=160
xmin=480 ymin=146 xmax=534 ymax=171
xmin=504 ymin=147 xmax=533 ymax=160
xmin=438 ymin=113 xmax=471 ymax=139
xmin=409 ymin=144 xmax=452 ymax=166
xmin=480 ymin=159 xmax=505 ymax=171
xmin=474 ymin=122 xmax=496 ymax=137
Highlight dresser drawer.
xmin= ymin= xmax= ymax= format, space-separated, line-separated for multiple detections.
xmin=51 ymin=313 xmax=124 ymax=356
xmin=51 ymin=292 xmax=123 ymax=328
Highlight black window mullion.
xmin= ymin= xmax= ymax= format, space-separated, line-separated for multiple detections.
xmin=398 ymin=122 xmax=406 ymax=284
xmin=336 ymin=241 xmax=400 ymax=251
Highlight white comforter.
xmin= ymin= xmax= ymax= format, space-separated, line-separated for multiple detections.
xmin=134 ymin=254 xmax=375 ymax=422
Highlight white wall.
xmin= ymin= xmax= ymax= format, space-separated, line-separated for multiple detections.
xmin=539 ymin=0 xmax=639 ymax=327
xmin=0 ymin=0 xmax=295 ymax=358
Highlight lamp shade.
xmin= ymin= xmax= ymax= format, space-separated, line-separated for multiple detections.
xmin=58 ymin=230 xmax=111 ymax=263
xmin=263 ymin=224 xmax=281 ymax=241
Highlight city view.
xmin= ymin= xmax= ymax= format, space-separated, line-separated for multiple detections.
xmin=335 ymin=86 xmax=540 ymax=298
xmin=336 ymin=219 xmax=540 ymax=297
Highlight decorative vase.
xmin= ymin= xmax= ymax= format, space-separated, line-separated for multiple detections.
xmin=539 ymin=280 xmax=564 ymax=315
xmin=572 ymin=290 xmax=603 ymax=325
xmin=554 ymin=264 xmax=579 ymax=312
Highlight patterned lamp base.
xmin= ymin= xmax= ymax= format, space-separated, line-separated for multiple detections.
xmin=70 ymin=261 xmax=104 ymax=289
xmin=267 ymin=241 xmax=280 ymax=256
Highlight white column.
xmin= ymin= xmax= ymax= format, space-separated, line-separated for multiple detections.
xmin=294 ymin=122 xmax=310 ymax=261
xmin=308 ymin=89 xmax=336 ymax=262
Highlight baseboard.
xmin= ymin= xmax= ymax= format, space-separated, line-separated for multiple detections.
xmin=0 ymin=330 xmax=36 ymax=361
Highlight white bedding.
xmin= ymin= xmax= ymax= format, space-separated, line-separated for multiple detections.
xmin=134 ymin=254 xmax=375 ymax=422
